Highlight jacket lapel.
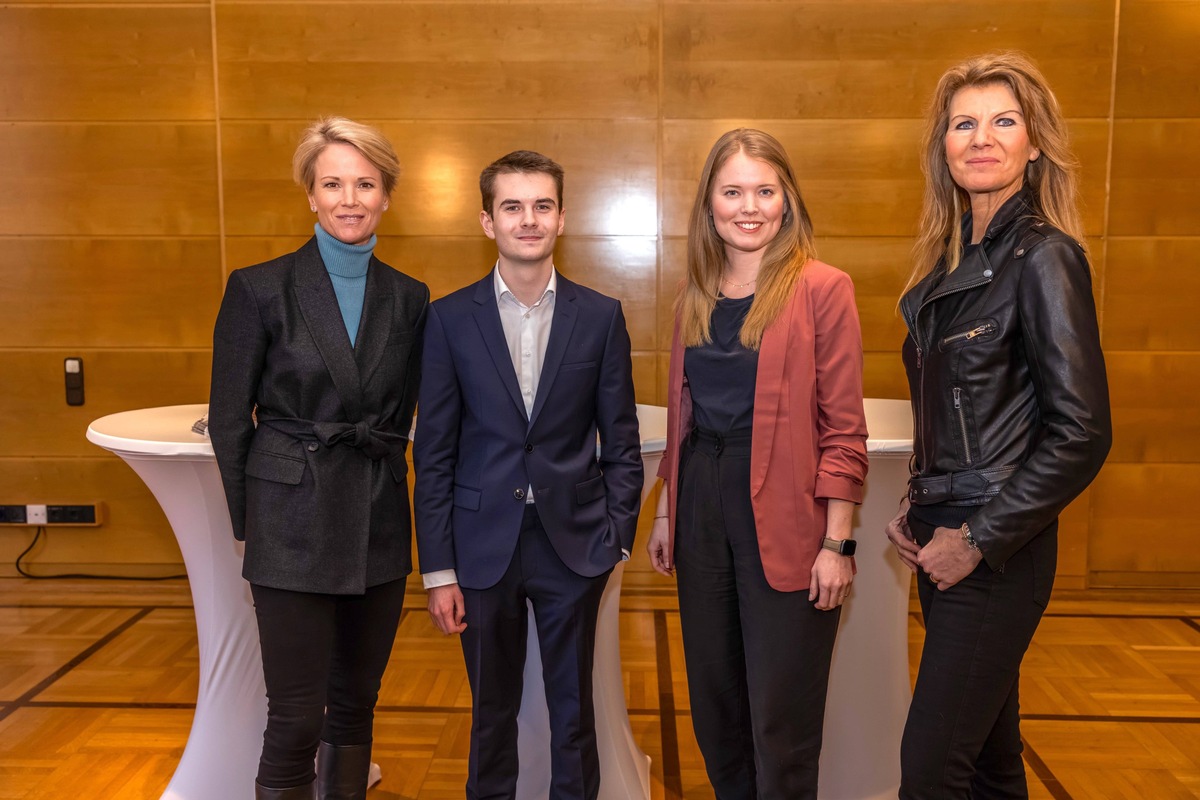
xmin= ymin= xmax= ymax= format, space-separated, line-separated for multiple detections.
xmin=528 ymin=276 xmax=578 ymax=429
xmin=471 ymin=275 xmax=528 ymax=420
xmin=750 ymin=272 xmax=799 ymax=496
xmin=354 ymin=256 xmax=392 ymax=390
xmin=293 ymin=238 xmax=364 ymax=420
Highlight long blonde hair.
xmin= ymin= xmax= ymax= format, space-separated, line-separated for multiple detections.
xmin=905 ymin=52 xmax=1084 ymax=295
xmin=679 ymin=129 xmax=817 ymax=350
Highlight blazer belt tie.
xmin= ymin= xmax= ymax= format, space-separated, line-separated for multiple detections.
xmin=258 ymin=415 xmax=405 ymax=462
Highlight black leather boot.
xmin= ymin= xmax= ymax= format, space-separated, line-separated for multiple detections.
xmin=316 ymin=741 xmax=373 ymax=799
xmin=254 ymin=780 xmax=317 ymax=799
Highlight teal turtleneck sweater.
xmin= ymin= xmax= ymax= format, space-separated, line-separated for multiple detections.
xmin=314 ymin=223 xmax=375 ymax=347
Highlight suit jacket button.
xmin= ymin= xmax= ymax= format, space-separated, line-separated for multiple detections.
xmin=524 ymin=444 xmax=534 ymax=453
xmin=307 ymin=443 xmax=319 ymax=452
xmin=514 ymin=488 xmax=525 ymax=500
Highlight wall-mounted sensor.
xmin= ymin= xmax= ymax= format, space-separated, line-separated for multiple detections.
xmin=65 ymin=357 xmax=85 ymax=406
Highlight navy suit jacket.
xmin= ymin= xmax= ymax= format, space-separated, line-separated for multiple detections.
xmin=413 ymin=272 xmax=643 ymax=591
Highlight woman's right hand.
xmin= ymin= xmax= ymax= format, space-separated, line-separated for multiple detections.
xmin=885 ymin=496 xmax=921 ymax=573
xmin=646 ymin=517 xmax=675 ymax=578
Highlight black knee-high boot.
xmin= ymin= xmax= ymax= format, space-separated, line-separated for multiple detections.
xmin=316 ymin=741 xmax=372 ymax=800
xmin=255 ymin=780 xmax=316 ymax=799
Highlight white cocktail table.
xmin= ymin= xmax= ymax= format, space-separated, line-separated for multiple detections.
xmin=88 ymin=403 xmax=666 ymax=799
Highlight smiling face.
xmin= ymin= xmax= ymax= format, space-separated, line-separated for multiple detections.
xmin=479 ymin=171 xmax=565 ymax=271
xmin=944 ymin=83 xmax=1040 ymax=206
xmin=708 ymin=151 xmax=786 ymax=266
xmin=306 ymin=142 xmax=388 ymax=245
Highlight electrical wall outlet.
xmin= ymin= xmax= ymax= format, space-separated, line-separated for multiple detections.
xmin=0 ymin=503 xmax=103 ymax=526
xmin=0 ymin=505 xmax=27 ymax=524
xmin=47 ymin=505 xmax=100 ymax=525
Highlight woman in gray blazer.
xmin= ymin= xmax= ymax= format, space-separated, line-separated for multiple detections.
xmin=209 ymin=118 xmax=428 ymax=800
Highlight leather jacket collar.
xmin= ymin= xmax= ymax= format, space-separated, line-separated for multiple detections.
xmin=901 ymin=188 xmax=1036 ymax=331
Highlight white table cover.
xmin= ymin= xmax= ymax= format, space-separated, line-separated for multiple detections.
xmin=88 ymin=398 xmax=911 ymax=800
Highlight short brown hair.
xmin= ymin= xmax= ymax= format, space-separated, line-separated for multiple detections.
xmin=479 ymin=150 xmax=564 ymax=215
xmin=293 ymin=117 xmax=401 ymax=196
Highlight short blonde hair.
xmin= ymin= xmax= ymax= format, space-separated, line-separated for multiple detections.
xmin=292 ymin=117 xmax=401 ymax=196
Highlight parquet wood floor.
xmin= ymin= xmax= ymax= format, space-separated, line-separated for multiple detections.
xmin=2 ymin=575 xmax=1200 ymax=799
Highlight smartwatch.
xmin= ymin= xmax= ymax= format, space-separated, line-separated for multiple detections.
xmin=821 ymin=537 xmax=857 ymax=556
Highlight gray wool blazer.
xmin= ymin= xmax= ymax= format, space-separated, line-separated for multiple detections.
xmin=209 ymin=237 xmax=428 ymax=594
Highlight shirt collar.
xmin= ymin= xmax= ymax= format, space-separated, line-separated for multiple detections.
xmin=493 ymin=263 xmax=557 ymax=308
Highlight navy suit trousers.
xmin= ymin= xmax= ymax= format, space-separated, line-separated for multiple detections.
xmin=460 ymin=505 xmax=611 ymax=800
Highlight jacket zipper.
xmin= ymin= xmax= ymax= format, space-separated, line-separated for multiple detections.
xmin=953 ymin=386 xmax=972 ymax=464
xmin=903 ymin=273 xmax=991 ymax=473
xmin=941 ymin=322 xmax=995 ymax=347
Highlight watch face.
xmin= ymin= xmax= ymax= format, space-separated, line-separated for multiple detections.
xmin=824 ymin=537 xmax=856 ymax=556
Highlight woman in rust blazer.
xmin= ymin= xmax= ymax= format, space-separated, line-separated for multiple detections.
xmin=646 ymin=128 xmax=868 ymax=800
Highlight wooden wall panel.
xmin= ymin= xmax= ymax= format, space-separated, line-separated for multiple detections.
xmin=1092 ymin=2 xmax=1200 ymax=584
xmin=214 ymin=2 xmax=658 ymax=120
xmin=0 ymin=8 xmax=214 ymax=121
xmin=1104 ymin=238 xmax=1200 ymax=350
xmin=1057 ymin=491 xmax=1094 ymax=585
xmin=1105 ymin=353 xmax=1200 ymax=464
xmin=658 ymin=239 xmax=686 ymax=351
xmin=1089 ymin=464 xmax=1200 ymax=577
xmin=1114 ymin=1 xmax=1200 ymax=118
xmin=662 ymin=1 xmax=1114 ymax=119
xmin=221 ymin=121 xmax=658 ymax=238
xmin=631 ymin=353 xmax=659 ymax=407
xmin=0 ymin=239 xmax=222 ymax=349
xmin=0 ymin=351 xmax=212 ymax=458
xmin=0 ymin=124 xmax=219 ymax=237
xmin=863 ymin=353 xmax=910 ymax=401
xmin=1109 ymin=120 xmax=1200 ymax=236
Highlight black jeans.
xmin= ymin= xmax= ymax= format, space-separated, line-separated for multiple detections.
xmin=900 ymin=505 xmax=1056 ymax=799
xmin=675 ymin=428 xmax=841 ymax=800
xmin=250 ymin=578 xmax=405 ymax=788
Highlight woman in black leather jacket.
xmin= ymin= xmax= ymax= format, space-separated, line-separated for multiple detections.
xmin=885 ymin=52 xmax=1112 ymax=799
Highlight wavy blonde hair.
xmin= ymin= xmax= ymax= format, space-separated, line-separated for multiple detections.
xmin=905 ymin=52 xmax=1084 ymax=294
xmin=679 ymin=128 xmax=817 ymax=350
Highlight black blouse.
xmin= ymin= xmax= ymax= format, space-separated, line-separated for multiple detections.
xmin=684 ymin=294 xmax=758 ymax=433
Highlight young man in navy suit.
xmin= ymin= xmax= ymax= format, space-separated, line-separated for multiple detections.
xmin=413 ymin=151 xmax=643 ymax=800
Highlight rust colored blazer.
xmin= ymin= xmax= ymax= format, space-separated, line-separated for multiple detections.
xmin=658 ymin=260 xmax=869 ymax=592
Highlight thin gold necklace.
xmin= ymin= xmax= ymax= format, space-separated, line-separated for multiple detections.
xmin=721 ymin=275 xmax=757 ymax=289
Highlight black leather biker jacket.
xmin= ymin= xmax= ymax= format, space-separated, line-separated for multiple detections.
xmin=900 ymin=189 xmax=1112 ymax=570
